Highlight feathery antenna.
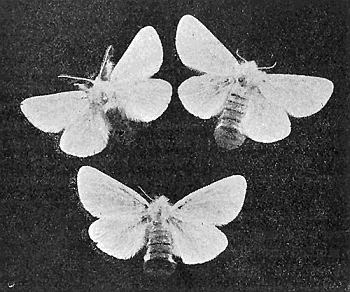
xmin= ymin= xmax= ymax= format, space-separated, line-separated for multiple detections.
xmin=258 ymin=62 xmax=277 ymax=70
xmin=58 ymin=75 xmax=95 ymax=84
xmin=98 ymin=45 xmax=114 ymax=78
xmin=235 ymin=49 xmax=248 ymax=62
xmin=138 ymin=186 xmax=153 ymax=201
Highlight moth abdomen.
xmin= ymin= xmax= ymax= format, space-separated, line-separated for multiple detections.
xmin=214 ymin=92 xmax=248 ymax=150
xmin=143 ymin=222 xmax=177 ymax=277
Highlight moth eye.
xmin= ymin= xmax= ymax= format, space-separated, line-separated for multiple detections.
xmin=238 ymin=77 xmax=245 ymax=83
xmin=237 ymin=76 xmax=248 ymax=87
xmin=141 ymin=215 xmax=151 ymax=223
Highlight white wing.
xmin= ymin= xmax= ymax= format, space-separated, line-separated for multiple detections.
xmin=106 ymin=26 xmax=172 ymax=122
xmin=108 ymin=79 xmax=172 ymax=122
xmin=259 ymin=74 xmax=334 ymax=118
xmin=168 ymin=175 xmax=246 ymax=264
xmin=176 ymin=14 xmax=238 ymax=75
xmin=178 ymin=74 xmax=233 ymax=119
xmin=77 ymin=166 xmax=149 ymax=218
xmin=59 ymin=106 xmax=111 ymax=157
xmin=240 ymin=88 xmax=291 ymax=143
xmin=110 ymin=26 xmax=163 ymax=83
xmin=77 ymin=166 xmax=149 ymax=259
xmin=89 ymin=218 xmax=147 ymax=259
xmin=168 ymin=221 xmax=228 ymax=265
xmin=171 ymin=175 xmax=247 ymax=225
xmin=20 ymin=91 xmax=87 ymax=133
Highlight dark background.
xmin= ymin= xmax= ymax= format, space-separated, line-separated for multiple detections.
xmin=1 ymin=0 xmax=349 ymax=291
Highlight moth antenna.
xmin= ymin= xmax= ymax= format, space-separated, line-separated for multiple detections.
xmin=235 ymin=49 xmax=248 ymax=63
xmin=258 ymin=61 xmax=277 ymax=71
xmin=98 ymin=45 xmax=114 ymax=78
xmin=138 ymin=186 xmax=153 ymax=202
xmin=58 ymin=75 xmax=95 ymax=84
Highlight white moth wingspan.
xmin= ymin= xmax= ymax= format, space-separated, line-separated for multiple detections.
xmin=176 ymin=14 xmax=334 ymax=148
xmin=77 ymin=166 xmax=247 ymax=274
xmin=21 ymin=26 xmax=172 ymax=157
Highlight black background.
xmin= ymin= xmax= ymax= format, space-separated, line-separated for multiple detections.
xmin=1 ymin=0 xmax=349 ymax=291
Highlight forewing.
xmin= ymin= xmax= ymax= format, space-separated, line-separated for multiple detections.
xmin=20 ymin=91 xmax=86 ymax=133
xmin=178 ymin=74 xmax=233 ymax=119
xmin=259 ymin=74 xmax=334 ymax=118
xmin=110 ymin=26 xmax=163 ymax=83
xmin=107 ymin=79 xmax=172 ymax=122
xmin=241 ymin=88 xmax=291 ymax=143
xmin=88 ymin=218 xmax=147 ymax=260
xmin=168 ymin=220 xmax=228 ymax=265
xmin=77 ymin=166 xmax=149 ymax=219
xmin=59 ymin=106 xmax=110 ymax=157
xmin=176 ymin=14 xmax=238 ymax=75
xmin=171 ymin=175 xmax=247 ymax=226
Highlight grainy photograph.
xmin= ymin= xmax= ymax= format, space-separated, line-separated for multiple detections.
xmin=1 ymin=0 xmax=349 ymax=291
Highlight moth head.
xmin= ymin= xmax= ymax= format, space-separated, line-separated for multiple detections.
xmin=148 ymin=196 xmax=172 ymax=221
xmin=235 ymin=61 xmax=260 ymax=87
xmin=234 ymin=50 xmax=276 ymax=87
xmin=86 ymin=78 xmax=112 ymax=106
xmin=138 ymin=189 xmax=172 ymax=221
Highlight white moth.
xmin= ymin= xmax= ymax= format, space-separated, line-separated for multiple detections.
xmin=176 ymin=15 xmax=334 ymax=150
xmin=21 ymin=26 xmax=172 ymax=157
xmin=77 ymin=166 xmax=247 ymax=277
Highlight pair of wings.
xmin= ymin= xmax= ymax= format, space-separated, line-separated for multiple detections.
xmin=176 ymin=15 xmax=334 ymax=143
xmin=20 ymin=26 xmax=172 ymax=157
xmin=77 ymin=166 xmax=247 ymax=265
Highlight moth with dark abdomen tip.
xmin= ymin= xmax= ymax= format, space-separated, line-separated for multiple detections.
xmin=176 ymin=15 xmax=334 ymax=150
xmin=77 ymin=166 xmax=247 ymax=277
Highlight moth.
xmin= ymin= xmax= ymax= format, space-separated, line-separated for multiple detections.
xmin=175 ymin=15 xmax=334 ymax=150
xmin=77 ymin=166 xmax=247 ymax=277
xmin=21 ymin=26 xmax=172 ymax=157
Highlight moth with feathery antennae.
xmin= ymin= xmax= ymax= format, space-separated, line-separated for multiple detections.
xmin=21 ymin=26 xmax=172 ymax=157
xmin=175 ymin=15 xmax=334 ymax=150
xmin=77 ymin=166 xmax=247 ymax=277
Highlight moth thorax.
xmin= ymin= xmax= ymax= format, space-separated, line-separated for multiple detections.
xmin=88 ymin=90 xmax=109 ymax=106
xmin=214 ymin=91 xmax=248 ymax=150
xmin=143 ymin=221 xmax=176 ymax=277
xmin=88 ymin=79 xmax=114 ymax=106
